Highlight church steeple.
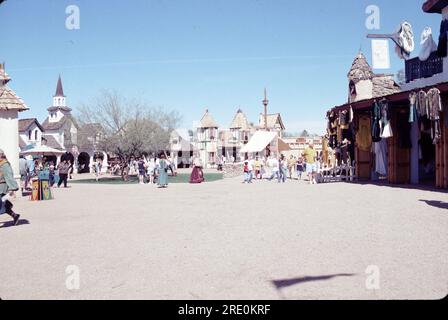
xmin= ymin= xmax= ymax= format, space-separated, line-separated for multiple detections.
xmin=52 ymin=75 xmax=68 ymax=108
xmin=54 ymin=75 xmax=65 ymax=97
xmin=48 ymin=75 xmax=71 ymax=123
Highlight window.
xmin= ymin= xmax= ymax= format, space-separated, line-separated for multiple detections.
xmin=28 ymin=130 xmax=32 ymax=140
xmin=34 ymin=130 xmax=38 ymax=141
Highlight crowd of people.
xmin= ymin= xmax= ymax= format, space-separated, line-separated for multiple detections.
xmin=242 ymin=143 xmax=322 ymax=185
xmin=18 ymin=155 xmax=74 ymax=193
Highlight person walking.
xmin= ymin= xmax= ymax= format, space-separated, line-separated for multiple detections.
xmin=296 ymin=156 xmax=304 ymax=180
xmin=146 ymin=156 xmax=156 ymax=185
xmin=247 ymin=157 xmax=254 ymax=183
xmin=137 ymin=157 xmax=146 ymax=184
xmin=268 ymin=155 xmax=280 ymax=182
xmin=48 ymin=161 xmax=56 ymax=186
xmin=189 ymin=157 xmax=204 ymax=184
xmin=243 ymin=160 xmax=251 ymax=183
xmin=279 ymin=155 xmax=287 ymax=183
xmin=19 ymin=155 xmax=28 ymax=194
xmin=254 ymin=157 xmax=262 ymax=179
xmin=57 ymin=160 xmax=70 ymax=188
xmin=0 ymin=149 xmax=21 ymax=225
xmin=303 ymin=143 xmax=317 ymax=185
xmin=156 ymin=154 xmax=169 ymax=188
xmin=287 ymin=155 xmax=296 ymax=180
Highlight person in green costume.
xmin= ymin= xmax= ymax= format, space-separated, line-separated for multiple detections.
xmin=0 ymin=149 xmax=21 ymax=225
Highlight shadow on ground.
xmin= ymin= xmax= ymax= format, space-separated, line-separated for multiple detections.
xmin=0 ymin=219 xmax=30 ymax=229
xmin=271 ymin=273 xmax=356 ymax=290
xmin=349 ymin=181 xmax=448 ymax=194
xmin=419 ymin=200 xmax=448 ymax=210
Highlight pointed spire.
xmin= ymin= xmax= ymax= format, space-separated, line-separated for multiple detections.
xmin=54 ymin=75 xmax=65 ymax=97
xmin=0 ymin=62 xmax=11 ymax=85
xmin=348 ymin=51 xmax=373 ymax=82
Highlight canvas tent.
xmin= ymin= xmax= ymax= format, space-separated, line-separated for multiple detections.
xmin=240 ymin=131 xmax=291 ymax=154
xmin=20 ymin=145 xmax=65 ymax=156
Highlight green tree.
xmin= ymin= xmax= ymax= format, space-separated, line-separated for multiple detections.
xmin=76 ymin=91 xmax=182 ymax=162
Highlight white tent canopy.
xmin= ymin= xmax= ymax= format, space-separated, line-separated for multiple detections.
xmin=239 ymin=131 xmax=278 ymax=154
xmin=20 ymin=145 xmax=65 ymax=156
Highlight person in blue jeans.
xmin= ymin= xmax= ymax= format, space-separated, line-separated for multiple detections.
xmin=279 ymin=155 xmax=287 ymax=183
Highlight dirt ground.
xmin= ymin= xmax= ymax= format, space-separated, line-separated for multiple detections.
xmin=0 ymin=173 xmax=447 ymax=300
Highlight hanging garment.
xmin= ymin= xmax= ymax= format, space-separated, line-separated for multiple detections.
xmin=427 ymin=88 xmax=443 ymax=144
xmin=356 ymin=116 xmax=372 ymax=152
xmin=394 ymin=21 xmax=415 ymax=60
xmin=380 ymin=100 xmax=393 ymax=138
xmin=437 ymin=19 xmax=448 ymax=58
xmin=417 ymin=90 xmax=428 ymax=117
xmin=374 ymin=139 xmax=388 ymax=176
xmin=371 ymin=101 xmax=382 ymax=142
xmin=339 ymin=110 xmax=349 ymax=129
xmin=409 ymin=92 xmax=418 ymax=123
xmin=419 ymin=27 xmax=438 ymax=61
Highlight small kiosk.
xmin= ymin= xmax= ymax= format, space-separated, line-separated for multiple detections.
xmin=20 ymin=145 xmax=65 ymax=201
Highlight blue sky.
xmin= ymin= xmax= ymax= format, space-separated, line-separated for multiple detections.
xmin=0 ymin=0 xmax=442 ymax=134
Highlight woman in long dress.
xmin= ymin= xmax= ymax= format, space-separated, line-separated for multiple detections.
xmin=156 ymin=154 xmax=169 ymax=188
xmin=189 ymin=157 xmax=204 ymax=184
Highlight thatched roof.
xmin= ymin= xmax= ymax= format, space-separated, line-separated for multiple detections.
xmin=372 ymin=74 xmax=401 ymax=97
xmin=347 ymin=52 xmax=374 ymax=83
xmin=0 ymin=63 xmax=29 ymax=112
xmin=229 ymin=109 xmax=250 ymax=130
xmin=198 ymin=109 xmax=219 ymax=128
xmin=0 ymin=86 xmax=29 ymax=111
xmin=258 ymin=113 xmax=286 ymax=130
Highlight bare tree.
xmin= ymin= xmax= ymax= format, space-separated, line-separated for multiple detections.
xmin=77 ymin=91 xmax=182 ymax=162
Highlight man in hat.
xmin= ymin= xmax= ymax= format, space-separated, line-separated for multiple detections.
xmin=0 ymin=149 xmax=21 ymax=225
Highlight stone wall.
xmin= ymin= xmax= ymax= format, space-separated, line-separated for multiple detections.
xmin=222 ymin=163 xmax=243 ymax=178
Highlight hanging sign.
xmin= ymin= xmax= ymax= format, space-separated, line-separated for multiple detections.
xmin=372 ymin=39 xmax=391 ymax=69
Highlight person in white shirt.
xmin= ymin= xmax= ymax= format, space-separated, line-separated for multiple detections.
xmin=268 ymin=155 xmax=280 ymax=182
xmin=147 ymin=157 xmax=156 ymax=184
xmin=247 ymin=158 xmax=255 ymax=183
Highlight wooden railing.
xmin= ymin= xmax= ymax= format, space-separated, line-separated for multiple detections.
xmin=405 ymin=52 xmax=443 ymax=83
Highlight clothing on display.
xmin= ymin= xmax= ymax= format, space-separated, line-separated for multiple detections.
xmin=417 ymin=90 xmax=428 ymax=117
xmin=380 ymin=100 xmax=393 ymax=138
xmin=373 ymin=139 xmax=388 ymax=176
xmin=356 ymin=116 xmax=372 ymax=152
xmin=371 ymin=101 xmax=382 ymax=142
xmin=394 ymin=21 xmax=415 ymax=60
xmin=419 ymin=27 xmax=437 ymax=61
xmin=409 ymin=92 xmax=418 ymax=123
xmin=427 ymin=88 xmax=443 ymax=144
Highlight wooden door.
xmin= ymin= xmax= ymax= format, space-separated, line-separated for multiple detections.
xmin=388 ymin=108 xmax=411 ymax=184
xmin=436 ymin=106 xmax=447 ymax=188
xmin=355 ymin=113 xmax=372 ymax=180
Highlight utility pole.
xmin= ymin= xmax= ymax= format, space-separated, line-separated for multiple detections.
xmin=263 ymin=88 xmax=269 ymax=131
